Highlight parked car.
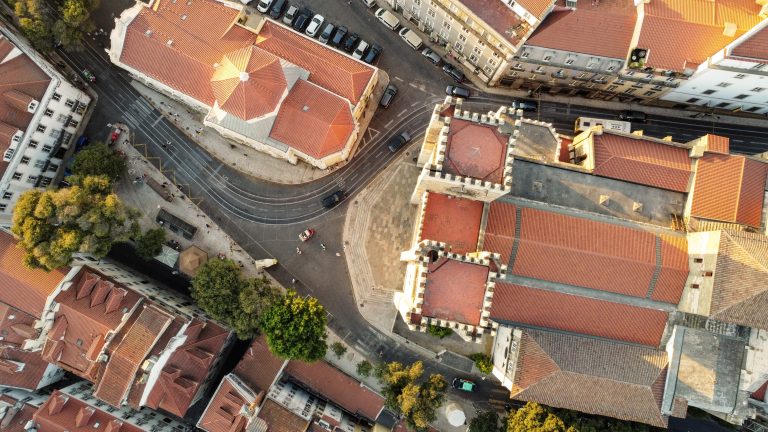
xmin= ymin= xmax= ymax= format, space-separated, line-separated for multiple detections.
xmin=446 ymin=85 xmax=470 ymax=98
xmin=321 ymin=190 xmax=345 ymax=209
xmin=375 ymin=7 xmax=400 ymax=30
xmin=256 ymin=0 xmax=272 ymax=13
xmin=342 ymin=32 xmax=360 ymax=53
xmin=292 ymin=8 xmax=313 ymax=31
xmin=398 ymin=27 xmax=423 ymax=50
xmin=282 ymin=5 xmax=298 ymax=25
xmin=352 ymin=40 xmax=369 ymax=59
xmin=380 ymin=84 xmax=398 ymax=108
xmin=330 ymin=25 xmax=348 ymax=47
xmin=618 ymin=110 xmax=648 ymax=122
xmin=452 ymin=378 xmax=476 ymax=392
xmin=268 ymin=0 xmax=287 ymax=19
xmin=362 ymin=0 xmax=376 ymax=7
xmin=305 ymin=14 xmax=324 ymax=37
xmin=318 ymin=22 xmax=335 ymax=44
xmin=442 ymin=63 xmax=464 ymax=82
xmin=362 ymin=43 xmax=382 ymax=64
xmin=421 ymin=48 xmax=441 ymax=66
xmin=387 ymin=131 xmax=411 ymax=152
xmin=511 ymin=100 xmax=537 ymax=112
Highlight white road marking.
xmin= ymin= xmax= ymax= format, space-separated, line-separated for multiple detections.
xmin=411 ymin=101 xmax=420 ymax=107
xmin=384 ymin=119 xmax=394 ymax=128
xmin=397 ymin=109 xmax=408 ymax=117
xmin=393 ymin=76 xmax=404 ymax=82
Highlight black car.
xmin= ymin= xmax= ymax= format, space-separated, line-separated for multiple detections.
xmin=363 ymin=43 xmax=382 ymax=64
xmin=321 ymin=190 xmax=345 ymax=209
xmin=380 ymin=84 xmax=398 ymax=108
xmin=387 ymin=131 xmax=412 ymax=153
xmin=442 ymin=63 xmax=465 ymax=82
xmin=511 ymin=100 xmax=537 ymax=112
xmin=446 ymin=85 xmax=470 ymax=98
xmin=268 ymin=0 xmax=287 ymax=19
xmin=330 ymin=25 xmax=348 ymax=47
xmin=292 ymin=8 xmax=313 ymax=31
xmin=342 ymin=32 xmax=360 ymax=53
xmin=618 ymin=110 xmax=648 ymax=122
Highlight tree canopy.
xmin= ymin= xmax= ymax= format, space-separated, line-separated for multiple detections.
xmin=190 ymin=259 xmax=244 ymax=323
xmin=11 ymin=175 xmax=139 ymax=271
xmin=231 ymin=276 xmax=278 ymax=340
xmin=507 ymin=402 xmax=659 ymax=432
xmin=71 ymin=142 xmax=126 ymax=182
xmin=378 ymin=361 xmax=447 ymax=431
xmin=134 ymin=228 xmax=165 ymax=260
xmin=12 ymin=0 xmax=52 ymax=52
xmin=470 ymin=410 xmax=503 ymax=432
xmin=52 ymin=0 xmax=97 ymax=51
xmin=260 ymin=290 xmax=327 ymax=362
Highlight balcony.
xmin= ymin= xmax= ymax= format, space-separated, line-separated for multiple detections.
xmin=551 ymin=71 xmax=567 ymax=79
xmin=514 ymin=55 xmax=622 ymax=75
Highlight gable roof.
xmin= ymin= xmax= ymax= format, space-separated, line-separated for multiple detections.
xmin=233 ymin=335 xmax=286 ymax=394
xmin=592 ymin=133 xmax=692 ymax=192
xmin=33 ymin=390 xmax=145 ymax=432
xmin=511 ymin=330 xmax=672 ymax=428
xmin=197 ymin=374 xmax=259 ymax=432
xmin=256 ymin=399 xmax=309 ymax=432
xmin=0 ymin=393 xmax=40 ymax=432
xmin=732 ymin=25 xmax=768 ymax=61
xmin=690 ymin=153 xmax=768 ymax=228
xmin=0 ymin=345 xmax=56 ymax=390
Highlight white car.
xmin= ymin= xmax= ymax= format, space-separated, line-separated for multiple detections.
xmin=255 ymin=0 xmax=272 ymax=13
xmin=352 ymin=40 xmax=369 ymax=59
xmin=305 ymin=14 xmax=325 ymax=37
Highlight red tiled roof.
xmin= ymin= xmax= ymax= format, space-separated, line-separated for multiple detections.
xmin=198 ymin=375 xmax=258 ymax=432
xmin=638 ymin=0 xmax=763 ymax=72
xmin=444 ymin=119 xmax=509 ymax=183
xmin=419 ymin=193 xmax=483 ymax=254
xmin=211 ymin=46 xmax=287 ymax=121
xmin=592 ymin=133 xmax=692 ymax=192
xmin=269 ymin=80 xmax=354 ymax=159
xmin=752 ymin=380 xmax=768 ymax=402
xmin=284 ymin=361 xmax=384 ymax=422
xmin=0 ymin=345 xmax=55 ymax=390
xmin=422 ymin=258 xmax=489 ymax=325
xmin=489 ymin=283 xmax=669 ymax=346
xmin=233 ymin=335 xmax=286 ymax=394
xmin=704 ymin=134 xmax=730 ymax=154
xmin=483 ymin=201 xmax=517 ymax=264
xmin=0 ymin=394 xmax=39 ymax=432
xmin=653 ymin=235 xmax=690 ymax=303
xmin=690 ymin=153 xmax=768 ymax=228
xmin=0 ymin=303 xmax=38 ymax=347
xmin=526 ymin=0 xmax=636 ymax=58
xmin=144 ymin=319 xmax=230 ymax=417
xmin=256 ymin=399 xmax=309 ymax=432
xmin=94 ymin=305 xmax=173 ymax=407
xmin=34 ymin=390 xmax=144 ymax=432
xmin=732 ymin=25 xmax=768 ymax=61
xmin=461 ymin=0 xmax=552 ymax=48
xmin=255 ymin=22 xmax=374 ymax=104
xmin=0 ymin=232 xmax=68 ymax=317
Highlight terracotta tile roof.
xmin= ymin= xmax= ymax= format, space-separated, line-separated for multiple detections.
xmin=0 ymin=345 xmax=55 ymax=390
xmin=198 ymin=375 xmax=259 ymax=432
xmin=255 ymin=22 xmax=374 ymax=104
xmin=419 ymin=193 xmax=484 ymax=254
xmin=268 ymin=80 xmax=354 ymax=159
xmin=284 ymin=360 xmax=385 ymax=422
xmin=0 ymin=303 xmax=39 ymax=347
xmin=690 ymin=153 xmax=768 ymax=228
xmin=233 ymin=335 xmax=286 ymax=394
xmin=210 ymin=46 xmax=287 ymax=121
xmin=490 ymin=283 xmax=669 ymax=346
xmin=709 ymin=231 xmax=768 ymax=329
xmin=0 ymin=232 xmax=68 ymax=317
xmin=703 ymin=134 xmax=730 ymax=154
xmin=511 ymin=207 xmax=687 ymax=302
xmin=93 ymin=305 xmax=173 ymax=407
xmin=526 ymin=0 xmax=637 ymax=58
xmin=256 ymin=399 xmax=309 ymax=432
xmin=483 ymin=201 xmax=517 ymax=264
xmin=461 ymin=0 xmax=553 ymax=49
xmin=33 ymin=390 xmax=145 ymax=432
xmin=144 ymin=318 xmax=230 ymax=417
xmin=592 ymin=133 xmax=692 ymax=192
xmin=732 ymin=25 xmax=768 ymax=60
xmin=422 ymin=258 xmax=490 ymax=325
xmin=752 ymin=380 xmax=768 ymax=401
xmin=511 ymin=329 xmax=672 ymax=427
xmin=638 ymin=0 xmax=763 ymax=72
xmin=444 ymin=119 xmax=509 ymax=183
xmin=0 ymin=393 xmax=39 ymax=432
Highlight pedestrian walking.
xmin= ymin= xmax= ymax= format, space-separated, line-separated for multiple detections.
xmin=296 ymin=247 xmax=302 ymax=255
xmin=320 ymin=243 xmax=326 ymax=250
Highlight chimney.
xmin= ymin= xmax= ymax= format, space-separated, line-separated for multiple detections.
xmin=46 ymin=394 xmax=68 ymax=416
xmin=74 ymin=407 xmax=95 ymax=427
xmin=723 ymin=22 xmax=737 ymax=37
xmin=104 ymin=288 xmax=127 ymax=314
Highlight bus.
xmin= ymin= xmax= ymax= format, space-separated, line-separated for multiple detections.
xmin=574 ymin=117 xmax=631 ymax=134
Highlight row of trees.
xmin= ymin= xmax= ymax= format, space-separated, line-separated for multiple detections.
xmin=8 ymin=0 xmax=99 ymax=52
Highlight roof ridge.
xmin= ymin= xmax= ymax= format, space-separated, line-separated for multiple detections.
xmin=733 ymin=157 xmax=747 ymax=222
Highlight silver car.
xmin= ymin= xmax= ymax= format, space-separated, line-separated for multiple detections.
xmin=352 ymin=40 xmax=369 ymax=60
xmin=305 ymin=14 xmax=325 ymax=37
xmin=282 ymin=5 xmax=298 ymax=26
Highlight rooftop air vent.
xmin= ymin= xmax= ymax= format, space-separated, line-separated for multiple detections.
xmin=166 ymin=39 xmax=173 ymax=46
xmin=302 ymin=105 xmax=310 ymax=112
xmin=723 ymin=22 xmax=737 ymax=37
xmin=599 ymin=195 xmax=610 ymax=206
xmin=181 ymin=14 xmax=187 ymax=20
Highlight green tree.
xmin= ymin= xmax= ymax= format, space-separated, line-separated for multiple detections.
xmin=426 ymin=324 xmax=452 ymax=339
xmin=52 ymin=0 xmax=95 ymax=51
xmin=230 ymin=276 xmax=278 ymax=340
xmin=11 ymin=176 xmax=138 ymax=271
xmin=134 ymin=228 xmax=165 ymax=260
xmin=469 ymin=353 xmax=493 ymax=374
xmin=260 ymin=290 xmax=327 ymax=362
xmin=470 ymin=410 xmax=503 ymax=432
xmin=507 ymin=402 xmax=566 ymax=432
xmin=13 ymin=0 xmax=52 ymax=52
xmin=72 ymin=142 xmax=126 ymax=182
xmin=190 ymin=259 xmax=245 ymax=322
xmin=378 ymin=361 xmax=447 ymax=431
xmin=330 ymin=341 xmax=347 ymax=359
xmin=357 ymin=360 xmax=372 ymax=377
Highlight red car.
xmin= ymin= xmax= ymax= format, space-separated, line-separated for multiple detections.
xmin=299 ymin=229 xmax=315 ymax=242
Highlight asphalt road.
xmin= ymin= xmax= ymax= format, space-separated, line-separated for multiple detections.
xmin=55 ymin=0 xmax=768 ymax=412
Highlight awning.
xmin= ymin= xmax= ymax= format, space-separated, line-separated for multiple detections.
xmin=154 ymin=245 xmax=180 ymax=268
xmin=179 ymin=245 xmax=208 ymax=276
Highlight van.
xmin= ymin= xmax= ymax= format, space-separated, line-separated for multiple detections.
xmin=268 ymin=0 xmax=286 ymax=19
xmin=375 ymin=8 xmax=400 ymax=31
xmin=398 ymin=28 xmax=423 ymax=50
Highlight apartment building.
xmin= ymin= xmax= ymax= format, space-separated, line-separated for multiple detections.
xmin=0 ymin=27 xmax=91 ymax=228
xmin=385 ymin=0 xmax=555 ymax=84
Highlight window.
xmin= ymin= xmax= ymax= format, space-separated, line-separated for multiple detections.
xmin=442 ymin=21 xmax=451 ymax=30
xmin=26 ymin=175 xmax=37 ymax=184
xmin=414 ymin=0 xmax=420 ymax=4
xmin=52 ymin=93 xmax=61 ymax=101
xmin=607 ymin=65 xmax=616 ymax=72
xmin=411 ymin=4 xmax=420 ymax=17
xmin=643 ymin=91 xmax=655 ymax=96
xmin=64 ymin=99 xmax=75 ymax=108
xmin=735 ymin=73 xmax=747 ymax=79
xmin=34 ymin=160 xmax=45 ymax=168
xmin=44 ymin=108 xmax=53 ymax=117
xmin=624 ymin=88 xmax=637 ymax=94
xmin=472 ymin=45 xmax=483 ymax=56
xmin=645 ymin=73 xmax=654 ymax=79
xmin=483 ymin=65 xmax=494 ymax=76
xmin=693 ymin=258 xmax=703 ymax=263
xmin=752 ymin=63 xmax=766 ymax=70
xmin=11 ymin=172 xmax=21 ymax=180
xmin=577 ymin=72 xmax=587 ymax=79
xmin=569 ymin=81 xmax=580 ymax=87
xmin=715 ymin=102 xmax=730 ymax=108
xmin=716 ymin=82 xmax=731 ymax=88
xmin=469 ymin=53 xmax=479 ymax=64
xmin=703 ymin=271 xmax=713 ymax=277
xmin=521 ymin=51 xmax=530 ymax=58
xmin=0 ymin=204 xmax=6 ymax=212
xmin=701 ymin=89 xmax=716 ymax=95
xmin=48 ymin=163 xmax=58 ymax=172
xmin=487 ymin=57 xmax=497 ymax=67
xmin=607 ymin=85 xmax=618 ymax=91
xmin=42 ymin=145 xmax=52 ymax=153
xmin=752 ymin=87 xmax=766 ymax=92
xmin=68 ymin=119 xmax=79 ymax=128
xmin=28 ymin=140 xmax=38 ymax=149
xmin=691 ymin=284 xmax=700 ymax=289
xmin=565 ymin=58 xmax=574 ymax=65
xmin=39 ymin=176 xmax=51 ymax=187
xmin=458 ymin=33 xmax=467 ymax=43
xmin=734 ymin=94 xmax=750 ymax=100
xmin=543 ymin=55 xmax=552 ymax=62
xmin=746 ymin=106 xmax=761 ymax=112
xmin=427 ymin=8 xmax=436 ymax=17
xmin=686 ymin=97 xmax=700 ymax=103
xmin=2 ymin=192 xmax=12 ymax=200
xmin=453 ymin=41 xmax=464 ymax=52
xmin=625 ymin=71 xmax=634 ymax=76
xmin=36 ymin=124 xmax=46 ymax=133
xmin=20 ymin=156 xmax=30 ymax=164
xmin=535 ymin=66 xmax=544 ymax=73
